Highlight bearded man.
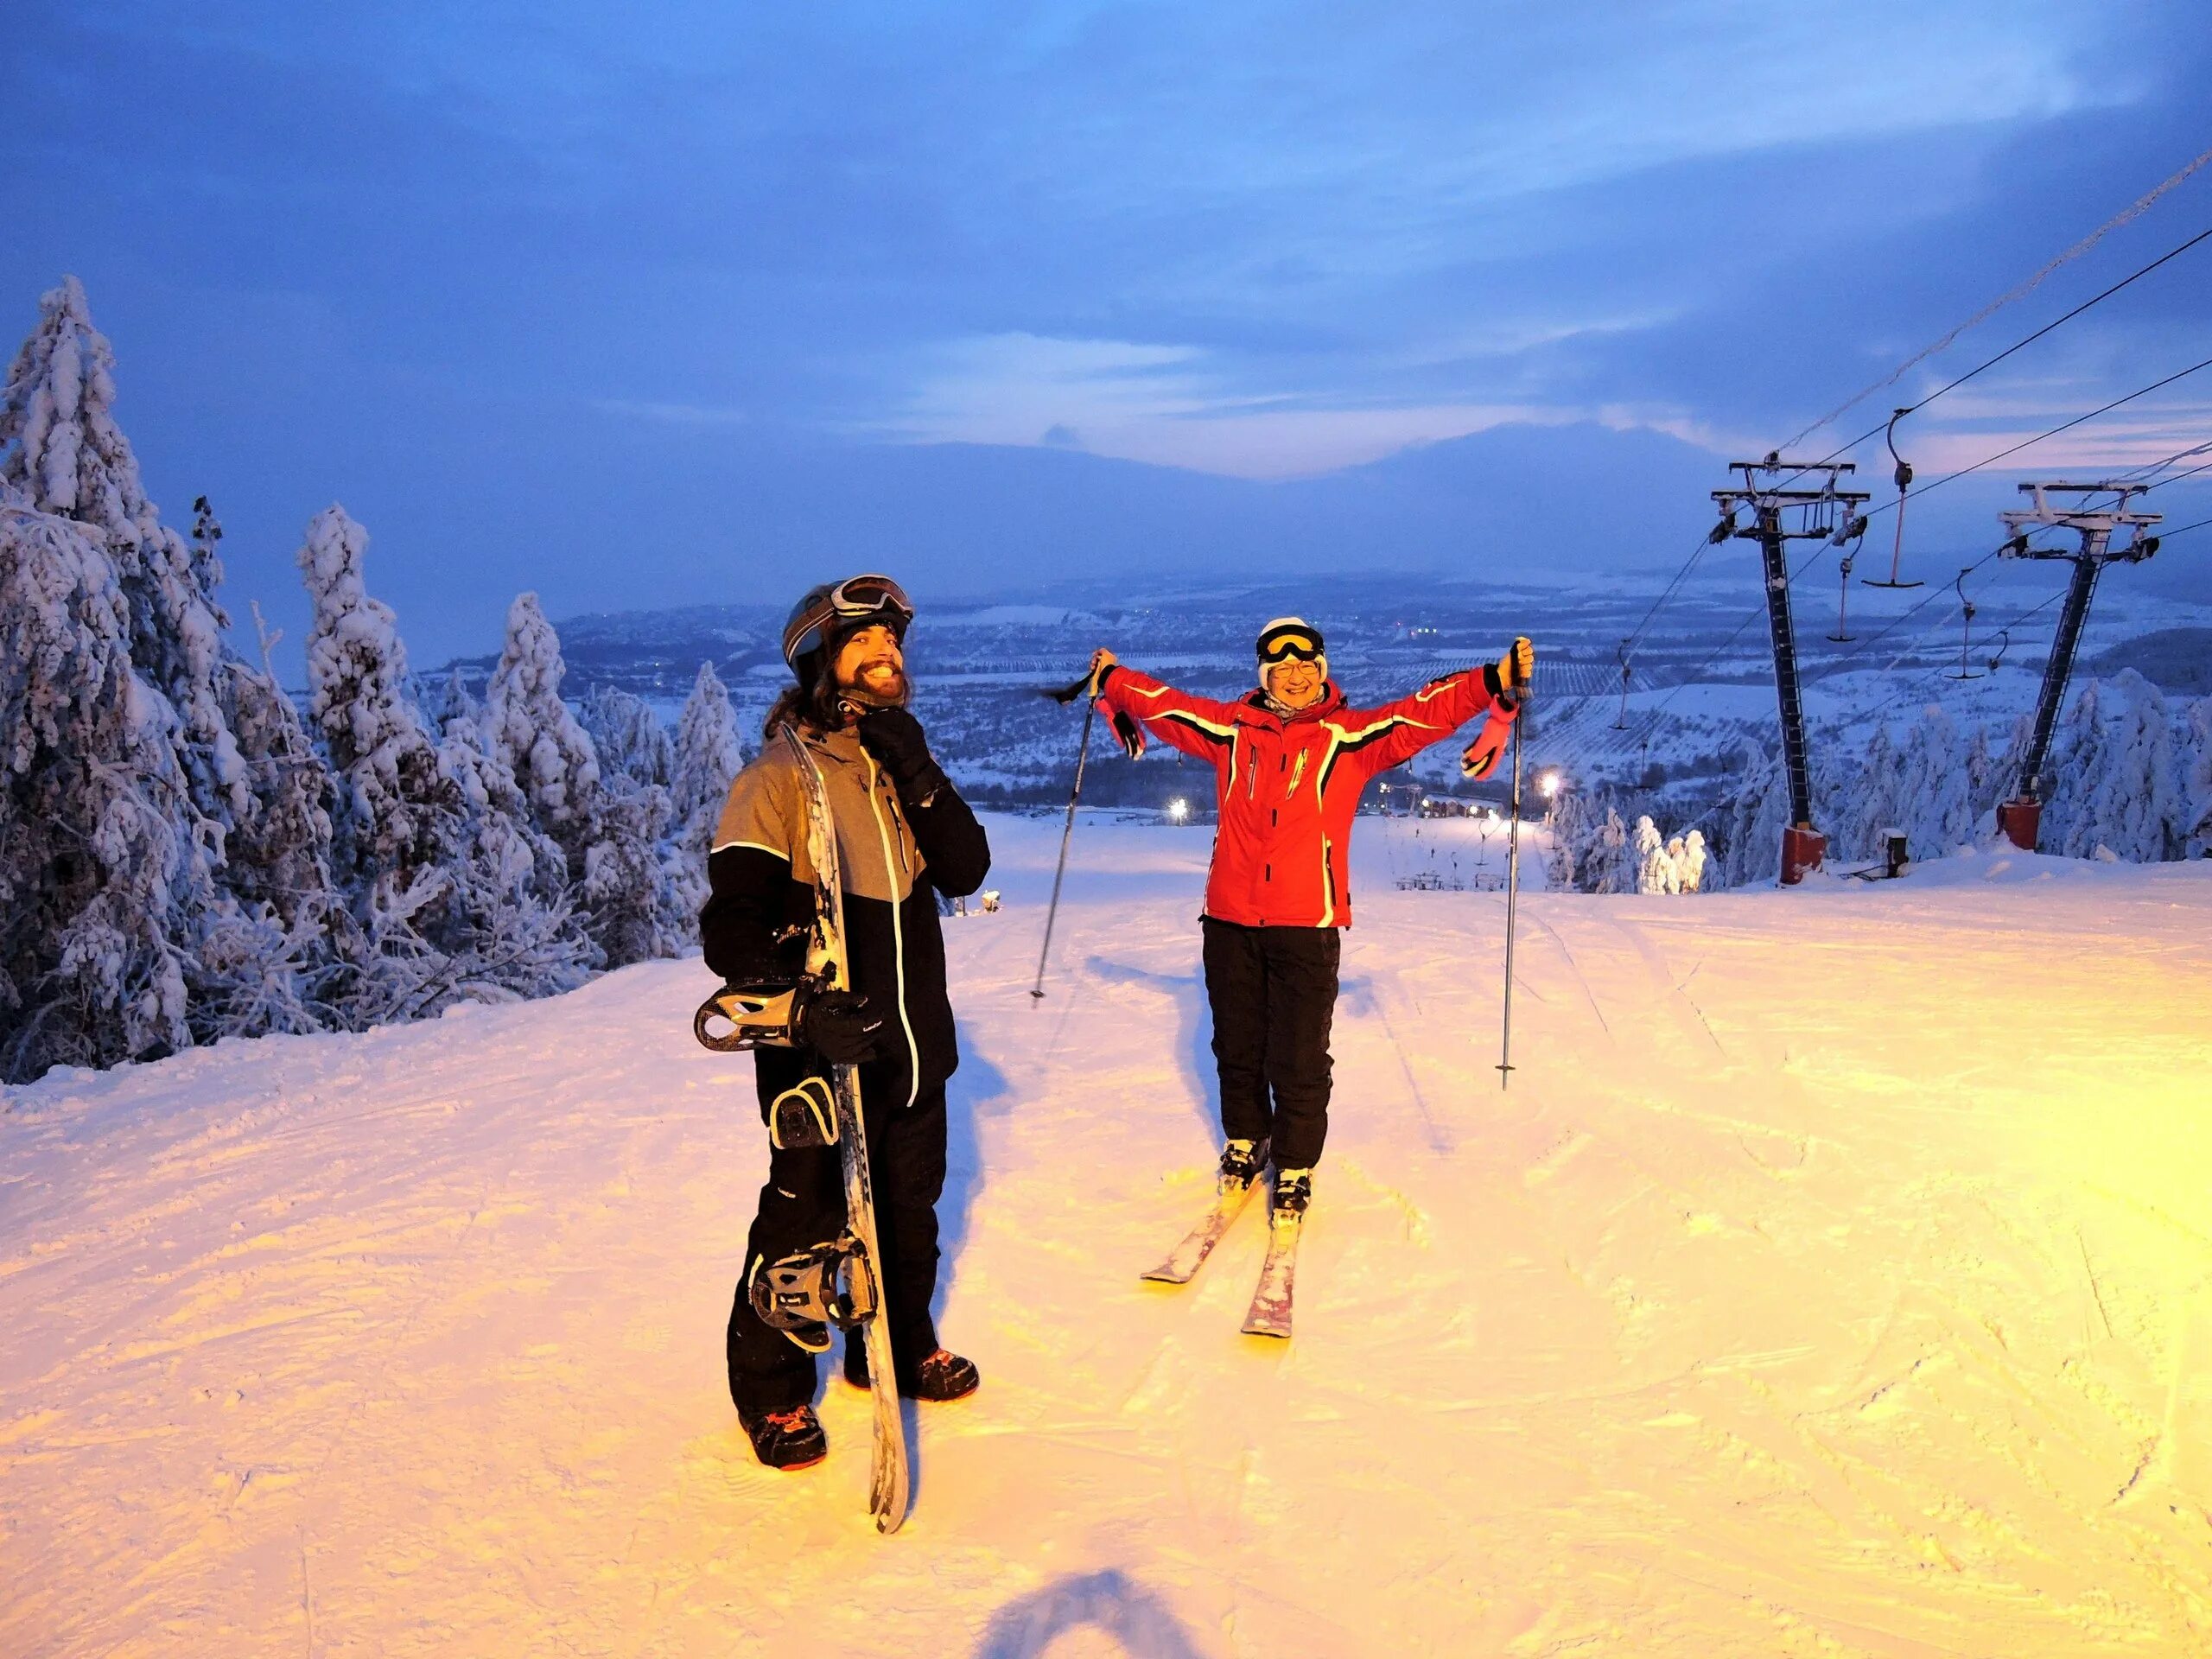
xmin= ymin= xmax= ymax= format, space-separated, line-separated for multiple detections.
xmin=702 ymin=575 xmax=990 ymax=1469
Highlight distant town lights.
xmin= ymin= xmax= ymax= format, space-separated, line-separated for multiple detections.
xmin=1167 ymin=798 xmax=1190 ymax=823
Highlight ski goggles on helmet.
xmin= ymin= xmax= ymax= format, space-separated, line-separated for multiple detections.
xmin=781 ymin=574 xmax=915 ymax=669
xmin=1256 ymin=629 xmax=1325 ymax=664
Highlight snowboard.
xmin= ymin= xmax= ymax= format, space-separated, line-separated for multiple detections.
xmin=781 ymin=721 xmax=911 ymax=1534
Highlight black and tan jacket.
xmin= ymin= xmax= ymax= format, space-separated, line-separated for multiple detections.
xmin=701 ymin=721 xmax=990 ymax=1109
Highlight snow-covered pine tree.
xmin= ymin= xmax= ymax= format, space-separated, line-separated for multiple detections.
xmin=0 ymin=277 xmax=248 ymax=836
xmin=2078 ymin=670 xmax=2179 ymax=862
xmin=1679 ymin=829 xmax=1708 ymax=893
xmin=483 ymin=594 xmax=674 ymax=966
xmin=299 ymin=515 xmax=599 ymax=1017
xmin=298 ymin=505 xmax=461 ymax=901
xmin=1592 ymin=805 xmax=1631 ymax=894
xmin=435 ymin=666 xmax=481 ymax=737
xmin=1894 ymin=703 xmax=1973 ymax=857
xmin=1714 ymin=742 xmax=1789 ymax=888
xmin=2184 ymin=696 xmax=2212 ymax=857
xmin=1632 ymin=814 xmax=1672 ymax=894
xmin=0 ymin=492 xmax=207 ymax=1078
xmin=575 ymin=686 xmax=689 ymax=963
xmin=1963 ymin=722 xmax=1999 ymax=833
xmin=2043 ymin=678 xmax=2113 ymax=859
xmin=673 ymin=661 xmax=744 ymax=836
xmin=581 ymin=684 xmax=674 ymax=790
xmin=194 ymin=653 xmax=340 ymax=1041
xmin=667 ymin=661 xmax=745 ymax=933
xmin=485 ymin=594 xmax=601 ymax=850
xmin=1835 ymin=720 xmax=1897 ymax=863
xmin=1543 ymin=783 xmax=1586 ymax=891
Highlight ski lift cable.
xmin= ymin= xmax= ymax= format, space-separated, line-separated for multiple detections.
xmin=1586 ymin=223 xmax=2212 ymax=735
xmin=1617 ymin=538 xmax=1839 ymax=757
xmin=1610 ymin=226 xmax=2211 ymax=676
xmin=1778 ymin=149 xmax=2212 ymax=454
xmin=1853 ymin=353 xmax=2212 ymax=527
xmin=1856 ymin=585 xmax=2069 ymax=730
xmin=2139 ymin=455 xmax=2212 ymax=493
xmin=2113 ymin=435 xmax=2212 ymax=483
xmin=1760 ymin=221 xmax=2212 ymax=502
xmin=1618 ymin=520 xmax=2059 ymax=763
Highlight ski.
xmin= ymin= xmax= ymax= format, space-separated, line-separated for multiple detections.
xmin=1240 ymin=1209 xmax=1304 ymax=1339
xmin=1141 ymin=1177 xmax=1262 ymax=1285
xmin=781 ymin=722 xmax=911 ymax=1535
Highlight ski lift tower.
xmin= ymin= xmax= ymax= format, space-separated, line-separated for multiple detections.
xmin=1711 ymin=456 xmax=1870 ymax=884
xmin=1993 ymin=481 xmax=2161 ymax=851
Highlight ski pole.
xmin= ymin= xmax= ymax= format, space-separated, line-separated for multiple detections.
xmin=1497 ymin=696 xmax=1527 ymax=1090
xmin=1031 ymin=683 xmax=1097 ymax=1001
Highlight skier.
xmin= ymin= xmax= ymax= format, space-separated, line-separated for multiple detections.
xmin=1089 ymin=620 xmax=1531 ymax=1221
xmin=703 ymin=575 xmax=991 ymax=1470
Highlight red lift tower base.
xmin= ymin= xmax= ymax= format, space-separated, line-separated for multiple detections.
xmin=1996 ymin=797 xmax=2040 ymax=852
xmin=1781 ymin=824 xmax=1827 ymax=886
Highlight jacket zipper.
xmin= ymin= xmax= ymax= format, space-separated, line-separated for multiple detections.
xmin=859 ymin=748 xmax=923 ymax=1108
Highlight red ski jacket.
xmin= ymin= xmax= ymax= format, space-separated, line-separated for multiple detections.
xmin=1096 ymin=664 xmax=1513 ymax=928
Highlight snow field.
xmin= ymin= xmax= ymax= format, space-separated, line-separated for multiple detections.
xmin=3 ymin=815 xmax=2210 ymax=1655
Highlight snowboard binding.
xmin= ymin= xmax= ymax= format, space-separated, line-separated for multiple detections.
xmin=693 ymin=977 xmax=800 ymax=1052
xmin=767 ymin=1075 xmax=839 ymax=1149
xmin=750 ymin=1235 xmax=880 ymax=1337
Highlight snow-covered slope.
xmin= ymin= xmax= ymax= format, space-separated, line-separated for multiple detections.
xmin=4 ymin=816 xmax=2209 ymax=1656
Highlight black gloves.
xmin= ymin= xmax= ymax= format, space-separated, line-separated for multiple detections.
xmin=794 ymin=979 xmax=885 ymax=1065
xmin=855 ymin=707 xmax=951 ymax=805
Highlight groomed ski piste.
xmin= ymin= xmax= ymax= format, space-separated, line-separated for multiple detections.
xmin=4 ymin=813 xmax=2209 ymax=1656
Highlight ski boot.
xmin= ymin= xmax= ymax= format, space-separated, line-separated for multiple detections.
xmin=1271 ymin=1166 xmax=1313 ymax=1217
xmin=738 ymin=1403 xmax=828 ymax=1471
xmin=845 ymin=1344 xmax=982 ymax=1402
xmin=1217 ymin=1136 xmax=1270 ymax=1194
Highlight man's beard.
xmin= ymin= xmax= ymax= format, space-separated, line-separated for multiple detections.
xmin=836 ymin=661 xmax=909 ymax=709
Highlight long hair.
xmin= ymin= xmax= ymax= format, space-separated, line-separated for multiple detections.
xmin=761 ymin=671 xmax=836 ymax=742
xmin=761 ymin=632 xmax=912 ymax=742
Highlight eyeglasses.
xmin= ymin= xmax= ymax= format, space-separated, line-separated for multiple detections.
xmin=1258 ymin=634 xmax=1324 ymax=664
xmin=782 ymin=573 xmax=915 ymax=664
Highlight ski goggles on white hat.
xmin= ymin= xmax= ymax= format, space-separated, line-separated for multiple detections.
xmin=781 ymin=574 xmax=914 ymax=668
xmin=1256 ymin=626 xmax=1325 ymax=664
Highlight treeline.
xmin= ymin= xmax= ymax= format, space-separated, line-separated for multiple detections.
xmin=0 ymin=278 xmax=744 ymax=1083
xmin=1548 ymin=676 xmax=2212 ymax=891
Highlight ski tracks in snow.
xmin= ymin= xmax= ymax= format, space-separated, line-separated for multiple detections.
xmin=5 ymin=824 xmax=2212 ymax=1656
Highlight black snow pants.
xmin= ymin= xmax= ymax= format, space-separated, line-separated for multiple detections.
xmin=1201 ymin=916 xmax=1342 ymax=1171
xmin=727 ymin=1079 xmax=947 ymax=1417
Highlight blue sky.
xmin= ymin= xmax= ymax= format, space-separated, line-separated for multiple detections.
xmin=4 ymin=0 xmax=2208 ymax=664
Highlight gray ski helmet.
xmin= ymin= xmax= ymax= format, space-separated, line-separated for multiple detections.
xmin=780 ymin=573 xmax=914 ymax=679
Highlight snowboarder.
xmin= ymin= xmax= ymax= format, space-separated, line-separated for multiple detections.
xmin=702 ymin=575 xmax=991 ymax=1470
xmin=1088 ymin=620 xmax=1531 ymax=1221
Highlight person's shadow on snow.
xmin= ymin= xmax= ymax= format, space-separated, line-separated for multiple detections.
xmin=1079 ymin=955 xmax=1220 ymax=1156
xmin=974 ymin=1569 xmax=1211 ymax=1659
xmin=936 ymin=1020 xmax=1009 ymax=1317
